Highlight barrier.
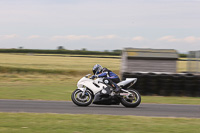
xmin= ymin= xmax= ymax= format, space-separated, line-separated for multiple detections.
xmin=122 ymin=72 xmax=200 ymax=97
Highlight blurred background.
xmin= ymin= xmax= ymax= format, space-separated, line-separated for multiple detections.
xmin=0 ymin=0 xmax=200 ymax=133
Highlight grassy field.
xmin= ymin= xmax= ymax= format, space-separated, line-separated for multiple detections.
xmin=0 ymin=53 xmax=120 ymax=74
xmin=0 ymin=113 xmax=200 ymax=133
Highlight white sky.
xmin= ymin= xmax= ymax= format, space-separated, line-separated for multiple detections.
xmin=0 ymin=0 xmax=200 ymax=52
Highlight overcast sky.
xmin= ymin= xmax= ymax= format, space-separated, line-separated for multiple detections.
xmin=0 ymin=0 xmax=200 ymax=52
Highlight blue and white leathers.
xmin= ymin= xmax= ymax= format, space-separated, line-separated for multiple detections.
xmin=97 ymin=68 xmax=120 ymax=83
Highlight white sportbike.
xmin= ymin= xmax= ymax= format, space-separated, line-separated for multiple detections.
xmin=71 ymin=74 xmax=141 ymax=108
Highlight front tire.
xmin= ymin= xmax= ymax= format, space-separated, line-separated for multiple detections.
xmin=71 ymin=89 xmax=93 ymax=106
xmin=120 ymin=89 xmax=141 ymax=108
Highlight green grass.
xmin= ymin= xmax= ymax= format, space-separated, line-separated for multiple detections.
xmin=0 ymin=113 xmax=200 ymax=133
xmin=0 ymin=84 xmax=73 ymax=101
xmin=0 ymin=73 xmax=77 ymax=101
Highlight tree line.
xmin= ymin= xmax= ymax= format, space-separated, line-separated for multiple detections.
xmin=0 ymin=48 xmax=121 ymax=56
xmin=0 ymin=48 xmax=187 ymax=57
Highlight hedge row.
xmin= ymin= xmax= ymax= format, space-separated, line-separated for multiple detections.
xmin=122 ymin=72 xmax=200 ymax=97
xmin=0 ymin=49 xmax=121 ymax=56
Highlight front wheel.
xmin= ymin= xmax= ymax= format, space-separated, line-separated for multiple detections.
xmin=120 ymin=89 xmax=141 ymax=108
xmin=71 ymin=89 xmax=93 ymax=106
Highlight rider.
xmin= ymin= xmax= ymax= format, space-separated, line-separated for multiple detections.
xmin=91 ymin=64 xmax=121 ymax=93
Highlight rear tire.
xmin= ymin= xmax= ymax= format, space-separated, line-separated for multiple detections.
xmin=71 ymin=89 xmax=93 ymax=106
xmin=120 ymin=89 xmax=141 ymax=108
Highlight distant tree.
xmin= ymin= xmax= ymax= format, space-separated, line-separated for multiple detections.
xmin=18 ymin=46 xmax=23 ymax=49
xmin=81 ymin=48 xmax=87 ymax=51
xmin=179 ymin=53 xmax=187 ymax=58
xmin=113 ymin=49 xmax=122 ymax=53
xmin=57 ymin=46 xmax=65 ymax=50
xmin=104 ymin=50 xmax=109 ymax=52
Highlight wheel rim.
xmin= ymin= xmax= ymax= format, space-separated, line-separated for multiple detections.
xmin=122 ymin=90 xmax=139 ymax=104
xmin=73 ymin=90 xmax=92 ymax=104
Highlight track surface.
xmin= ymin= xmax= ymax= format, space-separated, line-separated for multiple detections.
xmin=0 ymin=99 xmax=199 ymax=118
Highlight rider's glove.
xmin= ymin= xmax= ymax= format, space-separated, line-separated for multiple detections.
xmin=91 ymin=75 xmax=97 ymax=79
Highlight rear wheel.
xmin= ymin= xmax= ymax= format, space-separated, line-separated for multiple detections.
xmin=71 ymin=89 xmax=93 ymax=106
xmin=120 ymin=89 xmax=141 ymax=108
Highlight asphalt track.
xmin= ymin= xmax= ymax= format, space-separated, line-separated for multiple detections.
xmin=0 ymin=99 xmax=199 ymax=118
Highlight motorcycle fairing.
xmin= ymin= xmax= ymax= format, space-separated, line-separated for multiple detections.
xmin=77 ymin=77 xmax=107 ymax=94
xmin=93 ymin=92 xmax=120 ymax=105
xmin=117 ymin=78 xmax=137 ymax=88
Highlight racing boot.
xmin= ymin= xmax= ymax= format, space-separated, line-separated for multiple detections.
xmin=113 ymin=86 xmax=121 ymax=95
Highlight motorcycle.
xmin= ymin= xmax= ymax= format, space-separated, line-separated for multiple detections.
xmin=71 ymin=74 xmax=141 ymax=108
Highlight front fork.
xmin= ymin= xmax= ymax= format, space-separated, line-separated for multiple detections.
xmin=77 ymin=88 xmax=88 ymax=96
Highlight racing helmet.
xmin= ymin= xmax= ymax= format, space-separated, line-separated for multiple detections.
xmin=92 ymin=64 xmax=103 ymax=75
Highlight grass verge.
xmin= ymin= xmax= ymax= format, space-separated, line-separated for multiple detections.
xmin=0 ymin=113 xmax=200 ymax=133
